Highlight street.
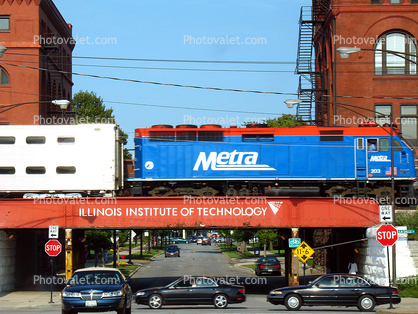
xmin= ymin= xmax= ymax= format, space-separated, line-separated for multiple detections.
xmin=1 ymin=242 xmax=417 ymax=313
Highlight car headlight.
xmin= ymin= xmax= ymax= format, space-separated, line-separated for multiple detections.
xmin=62 ymin=291 xmax=82 ymax=298
xmin=270 ymin=291 xmax=282 ymax=295
xmin=136 ymin=292 xmax=146 ymax=296
xmin=102 ymin=290 xmax=123 ymax=297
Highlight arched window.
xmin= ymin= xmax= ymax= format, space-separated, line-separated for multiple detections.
xmin=0 ymin=67 xmax=9 ymax=85
xmin=375 ymin=32 xmax=417 ymax=76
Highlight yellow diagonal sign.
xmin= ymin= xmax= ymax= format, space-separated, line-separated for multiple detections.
xmin=293 ymin=241 xmax=315 ymax=263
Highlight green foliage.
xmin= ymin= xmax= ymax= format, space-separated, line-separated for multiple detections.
xmin=73 ymin=90 xmax=132 ymax=159
xmin=397 ymin=276 xmax=418 ymax=298
xmin=85 ymin=230 xmax=112 ymax=251
xmin=255 ymin=229 xmax=278 ymax=245
xmin=265 ymin=114 xmax=307 ymax=128
xmin=231 ymin=230 xmax=254 ymax=243
xmin=395 ymin=211 xmax=418 ymax=240
xmin=117 ymin=230 xmax=130 ymax=244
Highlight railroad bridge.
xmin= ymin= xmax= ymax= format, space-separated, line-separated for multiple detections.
xmin=0 ymin=196 xmax=379 ymax=290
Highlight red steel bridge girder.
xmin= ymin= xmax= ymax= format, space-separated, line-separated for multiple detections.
xmin=0 ymin=197 xmax=379 ymax=229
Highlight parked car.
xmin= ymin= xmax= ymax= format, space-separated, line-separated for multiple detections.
xmin=267 ymin=273 xmax=401 ymax=311
xmin=170 ymin=237 xmax=189 ymax=244
xmin=165 ymin=245 xmax=180 ymax=257
xmin=201 ymin=237 xmax=212 ymax=245
xmin=135 ymin=276 xmax=246 ymax=309
xmin=62 ymin=267 xmax=132 ymax=314
xmin=196 ymin=236 xmax=203 ymax=245
xmin=255 ymin=257 xmax=281 ymax=276
xmin=188 ymin=236 xmax=197 ymax=243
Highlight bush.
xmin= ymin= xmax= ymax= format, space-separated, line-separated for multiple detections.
xmin=397 ymin=276 xmax=418 ymax=298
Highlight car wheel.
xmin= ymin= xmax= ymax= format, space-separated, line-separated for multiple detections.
xmin=357 ymin=295 xmax=376 ymax=312
xmin=148 ymin=294 xmax=163 ymax=309
xmin=255 ymin=269 xmax=260 ymax=276
xmin=213 ymin=294 xmax=228 ymax=309
xmin=284 ymin=294 xmax=302 ymax=311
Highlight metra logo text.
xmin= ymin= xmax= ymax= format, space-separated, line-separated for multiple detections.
xmin=370 ymin=155 xmax=391 ymax=162
xmin=193 ymin=150 xmax=276 ymax=171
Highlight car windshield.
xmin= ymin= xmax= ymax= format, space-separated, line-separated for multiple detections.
xmin=166 ymin=246 xmax=178 ymax=251
xmin=69 ymin=271 xmax=122 ymax=286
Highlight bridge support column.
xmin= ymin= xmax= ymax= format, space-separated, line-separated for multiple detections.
xmin=65 ymin=229 xmax=84 ymax=281
xmin=289 ymin=228 xmax=299 ymax=286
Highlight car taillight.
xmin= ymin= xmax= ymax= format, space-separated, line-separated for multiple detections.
xmin=260 ymin=265 xmax=265 ymax=267
xmin=275 ymin=264 xmax=280 ymax=267
xmin=238 ymin=288 xmax=245 ymax=294
xmin=392 ymin=290 xmax=398 ymax=295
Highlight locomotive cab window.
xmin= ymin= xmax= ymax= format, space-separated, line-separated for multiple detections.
xmin=380 ymin=138 xmax=389 ymax=152
xmin=368 ymin=139 xmax=378 ymax=151
xmin=242 ymin=134 xmax=274 ymax=142
xmin=357 ymin=138 xmax=364 ymax=149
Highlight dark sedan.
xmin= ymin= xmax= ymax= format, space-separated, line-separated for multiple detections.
xmin=62 ymin=267 xmax=132 ymax=314
xmin=135 ymin=276 xmax=246 ymax=309
xmin=165 ymin=245 xmax=180 ymax=257
xmin=201 ymin=237 xmax=212 ymax=245
xmin=267 ymin=273 xmax=401 ymax=311
xmin=255 ymin=257 xmax=281 ymax=276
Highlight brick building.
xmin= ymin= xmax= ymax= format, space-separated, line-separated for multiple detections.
xmin=296 ymin=0 xmax=418 ymax=148
xmin=0 ymin=0 xmax=74 ymax=125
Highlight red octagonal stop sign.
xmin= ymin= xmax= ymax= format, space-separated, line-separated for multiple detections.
xmin=45 ymin=239 xmax=62 ymax=257
xmin=376 ymin=224 xmax=398 ymax=246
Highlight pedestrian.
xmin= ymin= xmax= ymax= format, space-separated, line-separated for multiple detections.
xmin=348 ymin=258 xmax=358 ymax=274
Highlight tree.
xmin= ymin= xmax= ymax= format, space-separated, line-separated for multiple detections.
xmin=84 ymin=230 xmax=112 ymax=267
xmin=265 ymin=114 xmax=307 ymax=128
xmin=72 ymin=90 xmax=132 ymax=159
xmin=255 ymin=229 xmax=278 ymax=257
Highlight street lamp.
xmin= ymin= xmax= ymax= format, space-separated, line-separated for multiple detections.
xmin=0 ymin=46 xmax=7 ymax=58
xmin=337 ymin=46 xmax=418 ymax=65
xmin=285 ymin=98 xmax=396 ymax=282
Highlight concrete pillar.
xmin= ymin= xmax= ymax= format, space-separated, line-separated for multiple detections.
xmin=0 ymin=230 xmax=15 ymax=292
xmin=289 ymin=228 xmax=299 ymax=286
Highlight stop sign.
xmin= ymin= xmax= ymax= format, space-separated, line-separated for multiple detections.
xmin=376 ymin=224 xmax=398 ymax=246
xmin=45 ymin=239 xmax=62 ymax=257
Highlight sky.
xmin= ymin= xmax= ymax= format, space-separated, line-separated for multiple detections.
xmin=52 ymin=0 xmax=311 ymax=148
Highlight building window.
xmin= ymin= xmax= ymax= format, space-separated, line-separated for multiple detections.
xmin=400 ymin=105 xmax=418 ymax=147
xmin=370 ymin=0 xmax=382 ymax=3
xmin=375 ymin=104 xmax=392 ymax=125
xmin=375 ymin=32 xmax=417 ymax=76
xmin=0 ymin=16 xmax=9 ymax=31
xmin=390 ymin=0 xmax=402 ymax=3
xmin=0 ymin=68 xmax=9 ymax=85
xmin=411 ymin=0 xmax=418 ymax=3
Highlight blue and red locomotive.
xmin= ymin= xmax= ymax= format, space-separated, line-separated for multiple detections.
xmin=129 ymin=124 xmax=416 ymax=199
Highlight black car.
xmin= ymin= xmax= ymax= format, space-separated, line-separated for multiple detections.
xmin=255 ymin=257 xmax=281 ymax=276
xmin=165 ymin=245 xmax=180 ymax=257
xmin=135 ymin=276 xmax=246 ymax=309
xmin=62 ymin=267 xmax=133 ymax=314
xmin=267 ymin=273 xmax=401 ymax=311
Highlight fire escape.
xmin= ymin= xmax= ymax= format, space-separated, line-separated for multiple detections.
xmin=41 ymin=33 xmax=65 ymax=119
xmin=295 ymin=1 xmax=330 ymax=125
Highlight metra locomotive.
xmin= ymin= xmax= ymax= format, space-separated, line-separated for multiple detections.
xmin=129 ymin=124 xmax=417 ymax=199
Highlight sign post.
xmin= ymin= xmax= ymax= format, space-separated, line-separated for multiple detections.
xmin=45 ymin=239 xmax=62 ymax=303
xmin=376 ymin=224 xmax=398 ymax=309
